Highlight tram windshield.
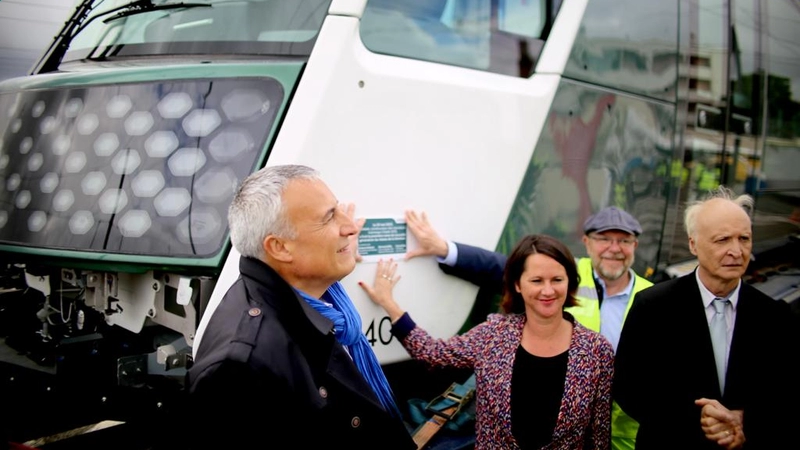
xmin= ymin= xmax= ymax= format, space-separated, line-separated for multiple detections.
xmin=62 ymin=0 xmax=332 ymax=62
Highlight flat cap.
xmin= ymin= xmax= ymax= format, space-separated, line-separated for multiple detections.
xmin=583 ymin=206 xmax=642 ymax=236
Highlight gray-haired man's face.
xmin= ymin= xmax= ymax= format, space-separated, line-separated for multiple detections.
xmin=280 ymin=179 xmax=358 ymax=286
xmin=688 ymin=199 xmax=752 ymax=286
xmin=583 ymin=230 xmax=637 ymax=281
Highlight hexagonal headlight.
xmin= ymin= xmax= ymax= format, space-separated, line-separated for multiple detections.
xmin=221 ymin=89 xmax=270 ymax=121
xmin=28 ymin=153 xmax=43 ymax=172
xmin=125 ymin=111 xmax=154 ymax=136
xmin=176 ymin=207 xmax=221 ymax=244
xmin=63 ymin=98 xmax=83 ymax=118
xmin=168 ymin=148 xmax=206 ymax=176
xmin=15 ymin=190 xmax=32 ymax=209
xmin=52 ymin=135 xmax=71 ymax=155
xmin=111 ymin=149 xmax=141 ymax=175
xmin=53 ymin=189 xmax=75 ymax=212
xmin=118 ymin=210 xmax=152 ymax=238
xmin=94 ymin=132 xmax=120 ymax=157
xmin=107 ymin=95 xmax=132 ymax=119
xmin=40 ymin=172 xmax=59 ymax=194
xmin=65 ymin=151 xmax=87 ymax=173
xmin=208 ymin=128 xmax=254 ymax=163
xmin=158 ymin=92 xmax=193 ymax=119
xmin=131 ymin=170 xmax=165 ymax=198
xmin=196 ymin=167 xmax=238 ymax=203
xmin=182 ymin=109 xmax=221 ymax=137
xmin=98 ymin=189 xmax=128 ymax=214
xmin=69 ymin=210 xmax=94 ymax=235
xmin=81 ymin=171 xmax=107 ymax=196
xmin=154 ymin=188 xmax=191 ymax=217
xmin=28 ymin=211 xmax=47 ymax=232
xmin=145 ymin=131 xmax=179 ymax=158
xmin=77 ymin=113 xmax=99 ymax=135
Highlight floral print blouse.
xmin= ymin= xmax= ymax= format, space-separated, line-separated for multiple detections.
xmin=393 ymin=312 xmax=613 ymax=449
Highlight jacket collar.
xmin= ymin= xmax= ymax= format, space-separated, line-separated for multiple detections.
xmin=238 ymin=256 xmax=335 ymax=336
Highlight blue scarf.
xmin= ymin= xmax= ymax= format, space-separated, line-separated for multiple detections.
xmin=296 ymin=282 xmax=401 ymax=417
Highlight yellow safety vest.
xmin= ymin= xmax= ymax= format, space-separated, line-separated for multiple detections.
xmin=698 ymin=167 xmax=720 ymax=191
xmin=670 ymin=160 xmax=689 ymax=185
xmin=566 ymin=258 xmax=653 ymax=450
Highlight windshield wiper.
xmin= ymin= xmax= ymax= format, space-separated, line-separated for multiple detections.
xmin=102 ymin=0 xmax=211 ymax=24
xmin=32 ymin=0 xmax=211 ymax=74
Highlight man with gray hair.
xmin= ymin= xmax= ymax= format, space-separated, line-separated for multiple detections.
xmin=614 ymin=186 xmax=796 ymax=449
xmin=187 ymin=165 xmax=414 ymax=449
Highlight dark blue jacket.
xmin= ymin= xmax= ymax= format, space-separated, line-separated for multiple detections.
xmin=187 ymin=256 xmax=414 ymax=449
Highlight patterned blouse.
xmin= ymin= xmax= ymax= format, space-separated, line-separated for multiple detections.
xmin=393 ymin=312 xmax=613 ymax=449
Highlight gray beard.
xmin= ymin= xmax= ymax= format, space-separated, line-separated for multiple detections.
xmin=598 ymin=264 xmax=627 ymax=281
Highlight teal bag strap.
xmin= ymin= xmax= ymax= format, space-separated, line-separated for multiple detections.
xmin=410 ymin=373 xmax=477 ymax=449
xmin=425 ymin=373 xmax=476 ymax=420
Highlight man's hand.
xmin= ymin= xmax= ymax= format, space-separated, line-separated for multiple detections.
xmin=695 ymin=398 xmax=745 ymax=449
xmin=404 ymin=210 xmax=448 ymax=260
xmin=343 ymin=203 xmax=366 ymax=262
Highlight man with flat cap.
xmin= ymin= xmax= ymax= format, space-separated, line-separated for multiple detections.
xmin=401 ymin=206 xmax=652 ymax=450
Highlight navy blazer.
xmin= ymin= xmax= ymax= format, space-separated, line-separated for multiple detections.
xmin=613 ymin=271 xmax=798 ymax=449
xmin=438 ymin=242 xmax=507 ymax=291
xmin=437 ymin=242 xmax=509 ymax=324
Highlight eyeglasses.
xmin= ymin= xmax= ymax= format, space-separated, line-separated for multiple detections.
xmin=589 ymin=235 xmax=637 ymax=248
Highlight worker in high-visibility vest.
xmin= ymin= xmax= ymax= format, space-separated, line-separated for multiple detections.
xmin=697 ymin=163 xmax=721 ymax=192
xmin=671 ymin=159 xmax=689 ymax=188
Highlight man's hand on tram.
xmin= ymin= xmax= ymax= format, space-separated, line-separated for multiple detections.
xmin=404 ymin=210 xmax=448 ymax=260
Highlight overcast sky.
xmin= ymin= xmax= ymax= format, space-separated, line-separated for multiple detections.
xmin=0 ymin=0 xmax=75 ymax=80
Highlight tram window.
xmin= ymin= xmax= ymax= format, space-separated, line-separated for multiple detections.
xmin=497 ymin=0 xmax=546 ymax=38
xmin=758 ymin=0 xmax=800 ymax=239
xmin=563 ymin=0 xmax=678 ymax=101
xmin=360 ymin=0 xmax=557 ymax=77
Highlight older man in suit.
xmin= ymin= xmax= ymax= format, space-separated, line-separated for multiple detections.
xmin=614 ymin=186 xmax=797 ymax=449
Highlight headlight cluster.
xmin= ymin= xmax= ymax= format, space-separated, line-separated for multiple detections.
xmin=0 ymin=78 xmax=282 ymax=260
